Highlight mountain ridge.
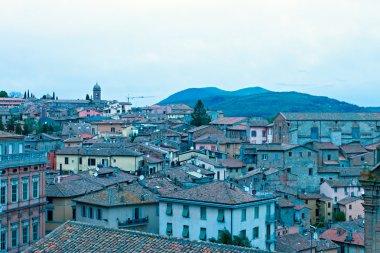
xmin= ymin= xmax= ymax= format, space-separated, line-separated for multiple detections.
xmin=158 ymin=87 xmax=380 ymax=118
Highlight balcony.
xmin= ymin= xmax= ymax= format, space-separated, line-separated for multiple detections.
xmin=118 ymin=216 xmax=149 ymax=228
xmin=0 ymin=151 xmax=48 ymax=169
xmin=266 ymin=214 xmax=276 ymax=224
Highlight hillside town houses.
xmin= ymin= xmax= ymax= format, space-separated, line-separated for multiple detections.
xmin=1 ymin=84 xmax=380 ymax=252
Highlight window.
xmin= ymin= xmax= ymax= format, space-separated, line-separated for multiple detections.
xmin=251 ymin=131 xmax=257 ymax=137
xmin=349 ymin=204 xmax=352 ymax=210
xmin=327 ymin=154 xmax=332 ymax=161
xmin=111 ymin=127 xmax=115 ymax=133
xmin=328 ymin=202 xmax=331 ymax=208
xmin=32 ymin=218 xmax=39 ymax=241
xmin=288 ymin=152 xmax=292 ymax=157
xmin=73 ymin=207 xmax=76 ymax=220
xmin=301 ymin=213 xmax=305 ymax=219
xmin=81 ymin=206 xmax=87 ymax=217
xmin=97 ymin=209 xmax=102 ymax=220
xmin=334 ymin=197 xmax=337 ymax=202
xmin=88 ymin=158 xmax=96 ymax=166
xmin=299 ymin=152 xmax=303 ymax=157
xmin=47 ymin=210 xmax=53 ymax=221
xmin=262 ymin=130 xmax=266 ymax=137
xmin=0 ymin=226 xmax=7 ymax=251
xmin=11 ymin=223 xmax=18 ymax=248
xmin=200 ymin=207 xmax=207 ymax=220
xmin=11 ymin=178 xmax=18 ymax=203
xmin=22 ymin=221 xmax=29 ymax=245
xmin=253 ymin=227 xmax=259 ymax=239
xmin=89 ymin=207 xmax=94 ymax=219
xmin=308 ymin=152 xmax=312 ymax=157
xmin=308 ymin=168 xmax=313 ymax=176
xmin=274 ymin=153 xmax=279 ymax=160
xmin=166 ymin=223 xmax=173 ymax=236
xmin=311 ymin=127 xmax=319 ymax=140
xmin=240 ymin=230 xmax=246 ymax=237
xmin=287 ymin=168 xmax=291 ymax=173
xmin=0 ymin=181 xmax=7 ymax=205
xmin=199 ymin=228 xmax=206 ymax=241
xmin=262 ymin=154 xmax=268 ymax=160
xmin=22 ymin=177 xmax=29 ymax=201
xmin=32 ymin=176 xmax=39 ymax=199
xmin=254 ymin=206 xmax=259 ymax=219
xmin=79 ymin=157 xmax=82 ymax=164
xmin=352 ymin=127 xmax=360 ymax=139
xmin=305 ymin=200 xmax=309 ymax=204
xmin=19 ymin=143 xmax=23 ymax=153
xmin=166 ymin=203 xmax=173 ymax=216
xmin=182 ymin=225 xmax=189 ymax=238
xmin=182 ymin=205 xmax=190 ymax=218
xmin=64 ymin=157 xmax=69 ymax=164
xmin=334 ymin=187 xmax=337 ymax=193
xmin=241 ymin=208 xmax=246 ymax=221
xmin=217 ymin=209 xmax=225 ymax=222
xmin=8 ymin=144 xmax=13 ymax=155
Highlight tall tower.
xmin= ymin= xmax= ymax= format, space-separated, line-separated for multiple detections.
xmin=93 ymin=83 xmax=101 ymax=101
xmin=360 ymin=163 xmax=380 ymax=253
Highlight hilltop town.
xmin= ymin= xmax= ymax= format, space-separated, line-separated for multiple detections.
xmin=0 ymin=84 xmax=379 ymax=253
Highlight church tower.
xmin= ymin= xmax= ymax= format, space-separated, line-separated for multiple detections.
xmin=360 ymin=163 xmax=380 ymax=253
xmin=93 ymin=83 xmax=101 ymax=101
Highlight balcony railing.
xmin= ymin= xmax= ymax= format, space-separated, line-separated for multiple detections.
xmin=0 ymin=152 xmax=48 ymax=169
xmin=118 ymin=216 xmax=149 ymax=228
xmin=266 ymin=214 xmax=276 ymax=223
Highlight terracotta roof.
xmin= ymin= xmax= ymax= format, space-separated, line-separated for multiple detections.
xmin=324 ymin=179 xmax=361 ymax=188
xmin=298 ymin=193 xmax=322 ymax=200
xmin=338 ymin=196 xmax=363 ymax=205
xmin=161 ymin=181 xmax=274 ymax=205
xmin=74 ymin=182 xmax=157 ymax=207
xmin=280 ymin=112 xmax=380 ymax=121
xmin=243 ymin=143 xmax=300 ymax=152
xmin=56 ymin=147 xmax=143 ymax=157
xmin=210 ymin=117 xmax=247 ymax=125
xmin=276 ymin=233 xmax=316 ymax=252
xmin=312 ymin=142 xmax=339 ymax=150
xmin=278 ymin=198 xmax=294 ymax=208
xmin=340 ymin=143 xmax=368 ymax=155
xmin=0 ymin=131 xmax=24 ymax=139
xmin=220 ymin=158 xmax=246 ymax=168
xmin=319 ymin=228 xmax=364 ymax=246
xmin=25 ymin=221 xmax=265 ymax=253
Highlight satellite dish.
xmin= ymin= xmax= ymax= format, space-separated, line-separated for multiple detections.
xmin=94 ymin=172 xmax=98 ymax=177
xmin=139 ymin=175 xmax=145 ymax=181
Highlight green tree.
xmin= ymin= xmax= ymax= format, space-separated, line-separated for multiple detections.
xmin=334 ymin=211 xmax=346 ymax=222
xmin=23 ymin=118 xmax=35 ymax=135
xmin=209 ymin=230 xmax=251 ymax=248
xmin=24 ymin=91 xmax=27 ymax=99
xmin=232 ymin=234 xmax=251 ymax=248
xmin=6 ymin=116 xmax=16 ymax=132
xmin=86 ymin=94 xmax=90 ymax=100
xmin=15 ymin=122 xmax=22 ymax=134
xmin=0 ymin=90 xmax=8 ymax=98
xmin=53 ymin=92 xmax=56 ymax=100
xmin=191 ymin=100 xmax=211 ymax=126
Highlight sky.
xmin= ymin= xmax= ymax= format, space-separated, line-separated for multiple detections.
xmin=1 ymin=0 xmax=380 ymax=107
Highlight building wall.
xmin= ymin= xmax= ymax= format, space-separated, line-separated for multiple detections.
xmin=249 ymin=127 xmax=268 ymax=144
xmin=159 ymin=200 xmax=276 ymax=251
xmin=338 ymin=200 xmax=364 ymax=221
xmin=56 ymin=154 xmax=143 ymax=174
xmin=46 ymin=198 xmax=75 ymax=233
xmin=76 ymin=202 xmax=159 ymax=234
xmin=320 ymin=183 xmax=364 ymax=205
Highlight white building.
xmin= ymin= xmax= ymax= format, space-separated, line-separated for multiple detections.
xmin=159 ymin=181 xmax=277 ymax=251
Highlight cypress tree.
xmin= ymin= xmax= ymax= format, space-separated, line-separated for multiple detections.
xmin=190 ymin=100 xmax=211 ymax=126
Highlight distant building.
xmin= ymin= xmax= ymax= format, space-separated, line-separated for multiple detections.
xmin=273 ymin=112 xmax=380 ymax=146
xmin=93 ymin=83 xmax=101 ymax=101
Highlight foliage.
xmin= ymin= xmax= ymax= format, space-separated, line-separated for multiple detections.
xmin=0 ymin=90 xmax=8 ymax=98
xmin=23 ymin=118 xmax=35 ymax=135
xmin=333 ymin=211 xmax=346 ymax=222
xmin=15 ymin=122 xmax=22 ymax=134
xmin=190 ymin=100 xmax=211 ymax=126
xmin=6 ymin=116 xmax=16 ymax=132
xmin=209 ymin=230 xmax=251 ymax=248
xmin=86 ymin=94 xmax=90 ymax=100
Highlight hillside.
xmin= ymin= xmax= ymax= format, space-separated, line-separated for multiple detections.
xmin=159 ymin=87 xmax=379 ymax=118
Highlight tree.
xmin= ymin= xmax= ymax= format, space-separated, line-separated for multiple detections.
xmin=334 ymin=211 xmax=346 ymax=222
xmin=232 ymin=234 xmax=251 ymax=248
xmin=191 ymin=100 xmax=211 ymax=126
xmin=24 ymin=91 xmax=27 ymax=99
xmin=27 ymin=90 xmax=30 ymax=98
xmin=0 ymin=90 xmax=8 ymax=98
xmin=6 ymin=116 xmax=16 ymax=132
xmin=42 ymin=123 xmax=49 ymax=133
xmin=53 ymin=92 xmax=56 ymax=100
xmin=9 ymin=91 xmax=22 ymax=98
xmin=86 ymin=94 xmax=90 ymax=100
xmin=23 ymin=118 xmax=35 ymax=135
xmin=209 ymin=230 xmax=251 ymax=248
xmin=15 ymin=122 xmax=22 ymax=134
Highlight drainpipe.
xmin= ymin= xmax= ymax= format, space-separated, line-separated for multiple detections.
xmin=230 ymin=208 xmax=233 ymax=237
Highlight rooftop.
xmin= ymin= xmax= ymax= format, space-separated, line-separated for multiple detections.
xmin=25 ymin=221 xmax=266 ymax=253
xmin=279 ymin=112 xmax=380 ymax=121
xmin=210 ymin=117 xmax=247 ymax=125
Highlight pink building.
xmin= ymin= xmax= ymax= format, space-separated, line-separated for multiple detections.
xmin=78 ymin=109 xmax=102 ymax=118
xmin=0 ymin=131 xmax=47 ymax=252
xmin=338 ymin=197 xmax=364 ymax=221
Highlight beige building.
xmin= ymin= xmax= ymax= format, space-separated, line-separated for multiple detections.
xmin=56 ymin=147 xmax=143 ymax=174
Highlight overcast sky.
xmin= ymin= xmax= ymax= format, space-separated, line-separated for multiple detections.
xmin=1 ymin=0 xmax=379 ymax=106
